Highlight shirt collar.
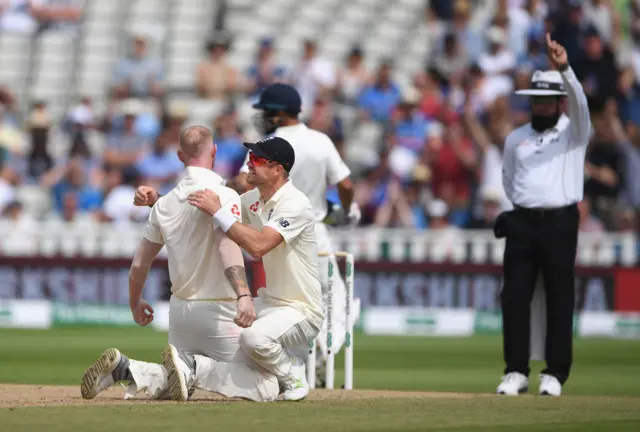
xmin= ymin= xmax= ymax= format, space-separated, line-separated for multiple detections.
xmin=185 ymin=166 xmax=224 ymax=185
xmin=276 ymin=123 xmax=307 ymax=134
xmin=263 ymin=180 xmax=293 ymax=205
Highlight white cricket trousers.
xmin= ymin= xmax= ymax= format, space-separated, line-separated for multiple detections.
xmin=314 ymin=223 xmax=348 ymax=359
xmin=238 ymin=292 xmax=320 ymax=380
xmin=126 ymin=295 xmax=279 ymax=402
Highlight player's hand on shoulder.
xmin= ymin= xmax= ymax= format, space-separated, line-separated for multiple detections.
xmin=234 ymin=295 xmax=256 ymax=328
xmin=130 ymin=299 xmax=154 ymax=326
xmin=134 ymin=186 xmax=159 ymax=207
xmin=188 ymin=188 xmax=222 ymax=216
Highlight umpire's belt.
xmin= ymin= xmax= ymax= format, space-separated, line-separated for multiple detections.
xmin=514 ymin=203 xmax=577 ymax=218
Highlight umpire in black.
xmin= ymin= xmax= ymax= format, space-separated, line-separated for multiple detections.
xmin=495 ymin=33 xmax=591 ymax=396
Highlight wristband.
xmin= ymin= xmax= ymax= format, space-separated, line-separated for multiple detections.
xmin=148 ymin=194 xmax=162 ymax=208
xmin=213 ymin=208 xmax=237 ymax=233
xmin=237 ymin=294 xmax=252 ymax=300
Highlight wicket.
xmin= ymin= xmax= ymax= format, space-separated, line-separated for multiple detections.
xmin=308 ymin=251 xmax=355 ymax=390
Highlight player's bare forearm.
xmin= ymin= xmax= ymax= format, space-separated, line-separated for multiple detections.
xmin=225 ymin=223 xmax=282 ymax=259
xmin=128 ymin=275 xmax=146 ymax=307
xmin=128 ymin=239 xmax=163 ymax=305
xmin=337 ymin=178 xmax=354 ymax=211
xmin=224 ymin=265 xmax=251 ymax=297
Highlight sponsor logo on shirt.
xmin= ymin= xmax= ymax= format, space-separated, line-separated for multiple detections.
xmin=231 ymin=204 xmax=241 ymax=219
xmin=249 ymin=201 xmax=260 ymax=213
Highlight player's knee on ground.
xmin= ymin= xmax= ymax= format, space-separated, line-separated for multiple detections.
xmin=239 ymin=327 xmax=273 ymax=360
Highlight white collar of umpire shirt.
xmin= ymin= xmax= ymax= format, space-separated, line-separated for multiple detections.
xmin=531 ymin=113 xmax=569 ymax=137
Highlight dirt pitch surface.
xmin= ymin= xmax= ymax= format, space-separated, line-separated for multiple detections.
xmin=0 ymin=384 xmax=488 ymax=408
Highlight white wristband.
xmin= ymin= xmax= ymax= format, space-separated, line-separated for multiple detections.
xmin=213 ymin=208 xmax=237 ymax=233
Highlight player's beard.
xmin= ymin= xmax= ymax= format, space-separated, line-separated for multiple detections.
xmin=252 ymin=111 xmax=279 ymax=135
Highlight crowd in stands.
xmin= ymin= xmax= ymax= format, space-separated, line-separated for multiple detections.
xmin=0 ymin=0 xmax=639 ymax=238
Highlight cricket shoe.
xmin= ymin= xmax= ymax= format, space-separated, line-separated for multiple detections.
xmin=162 ymin=344 xmax=195 ymax=401
xmin=539 ymin=374 xmax=561 ymax=396
xmin=496 ymin=372 xmax=528 ymax=395
xmin=81 ymin=348 xmax=131 ymax=400
xmin=282 ymin=357 xmax=310 ymax=401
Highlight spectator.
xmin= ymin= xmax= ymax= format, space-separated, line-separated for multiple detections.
xmin=112 ymin=33 xmax=164 ymax=100
xmin=292 ymin=39 xmax=337 ymax=118
xmin=466 ymin=188 xmax=503 ymax=229
xmin=161 ymin=102 xmax=188 ymax=147
xmin=518 ymin=33 xmax=550 ymax=71
xmin=0 ymin=166 xmax=16 ymax=213
xmin=104 ymin=99 xmax=150 ymax=169
xmin=417 ymin=68 xmax=446 ymax=120
xmin=1 ymin=200 xmax=36 ymax=234
xmin=574 ymin=26 xmax=619 ymax=101
xmin=551 ymin=0 xmax=587 ymax=65
xmin=212 ymin=105 xmax=246 ymax=180
xmin=387 ymin=87 xmax=429 ymax=181
xmin=245 ymin=38 xmax=287 ymax=99
xmin=426 ymin=198 xmax=465 ymax=261
xmin=49 ymin=158 xmax=101 ymax=215
xmin=428 ymin=118 xmax=478 ymax=227
xmin=432 ymin=32 xmax=469 ymax=85
xmin=478 ymin=26 xmax=517 ymax=88
xmin=100 ymin=167 xmax=149 ymax=224
xmin=578 ymin=197 xmax=605 ymax=233
xmin=135 ymin=132 xmax=183 ymax=195
xmin=26 ymin=114 xmax=53 ymax=181
xmin=582 ymin=0 xmax=616 ymax=44
xmin=65 ymin=96 xmax=95 ymax=134
xmin=28 ymin=0 xmax=84 ymax=35
xmin=195 ymin=34 xmax=240 ymax=101
xmin=357 ymin=61 xmax=401 ymax=124
xmin=585 ymin=105 xmax=626 ymax=227
xmin=337 ymin=46 xmax=371 ymax=105
xmin=374 ymin=180 xmax=428 ymax=229
xmin=446 ymin=0 xmax=485 ymax=63
xmin=306 ymin=96 xmax=345 ymax=156
xmin=0 ymin=103 xmax=26 ymax=160
xmin=0 ymin=0 xmax=36 ymax=33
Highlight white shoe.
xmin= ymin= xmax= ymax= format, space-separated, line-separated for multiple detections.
xmin=81 ymin=348 xmax=129 ymax=400
xmin=497 ymin=372 xmax=528 ymax=395
xmin=162 ymin=344 xmax=194 ymax=401
xmin=282 ymin=357 xmax=310 ymax=401
xmin=539 ymin=374 xmax=562 ymax=396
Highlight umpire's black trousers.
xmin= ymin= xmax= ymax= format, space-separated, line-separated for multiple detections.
xmin=501 ymin=203 xmax=579 ymax=384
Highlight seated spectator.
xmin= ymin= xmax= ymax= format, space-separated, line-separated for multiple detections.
xmin=28 ymin=0 xmax=83 ymax=34
xmin=245 ymin=38 xmax=287 ymax=100
xmin=578 ymin=197 xmax=605 ymax=233
xmin=373 ymin=180 xmax=428 ymax=229
xmin=466 ymin=188 xmax=503 ymax=229
xmin=620 ymin=120 xmax=640 ymax=210
xmin=104 ymin=99 xmax=151 ymax=169
xmin=292 ymin=39 xmax=337 ymax=119
xmin=135 ymin=132 xmax=183 ymax=195
xmin=212 ymin=106 xmax=246 ymax=179
xmin=1 ymin=200 xmax=36 ymax=234
xmin=357 ymin=61 xmax=401 ymax=124
xmin=432 ymin=32 xmax=469 ymax=86
xmin=337 ymin=46 xmax=371 ymax=105
xmin=0 ymin=87 xmax=19 ymax=127
xmin=510 ymin=66 xmax=534 ymax=126
xmin=585 ymin=106 xmax=626 ymax=228
xmin=0 ymin=103 xmax=26 ymax=160
xmin=64 ymin=96 xmax=95 ymax=134
xmin=306 ymin=96 xmax=345 ymax=156
xmin=574 ymin=26 xmax=619 ymax=101
xmin=100 ymin=167 xmax=149 ymax=224
xmin=417 ymin=68 xmax=446 ymax=120
xmin=160 ymin=101 xmax=188 ymax=147
xmin=478 ymin=26 xmax=517 ymax=87
xmin=426 ymin=199 xmax=465 ymax=261
xmin=428 ymin=119 xmax=478 ymax=227
xmin=518 ymin=33 xmax=550 ymax=71
xmin=583 ymin=0 xmax=616 ymax=44
xmin=551 ymin=1 xmax=586 ymax=65
xmin=195 ymin=34 xmax=239 ymax=101
xmin=26 ymin=115 xmax=53 ymax=181
xmin=0 ymin=0 xmax=36 ymax=33
xmin=445 ymin=0 xmax=485 ymax=63
xmin=50 ymin=158 xmax=102 ymax=215
xmin=112 ymin=33 xmax=164 ymax=100
xmin=0 ymin=166 xmax=17 ymax=213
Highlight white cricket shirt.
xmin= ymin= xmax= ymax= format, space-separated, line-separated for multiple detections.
xmin=502 ymin=67 xmax=592 ymax=208
xmin=239 ymin=123 xmax=351 ymax=222
xmin=241 ymin=180 xmax=324 ymax=328
xmin=143 ymin=166 xmax=242 ymax=300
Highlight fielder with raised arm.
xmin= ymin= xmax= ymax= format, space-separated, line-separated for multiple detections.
xmin=80 ymin=126 xmax=280 ymax=402
xmin=164 ymin=135 xmax=323 ymax=401
xmin=227 ymin=83 xmax=360 ymax=385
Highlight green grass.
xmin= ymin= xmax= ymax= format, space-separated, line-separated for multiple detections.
xmin=1 ymin=328 xmax=640 ymax=431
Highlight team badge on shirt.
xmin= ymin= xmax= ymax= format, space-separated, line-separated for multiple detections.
xmin=274 ymin=216 xmax=289 ymax=228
